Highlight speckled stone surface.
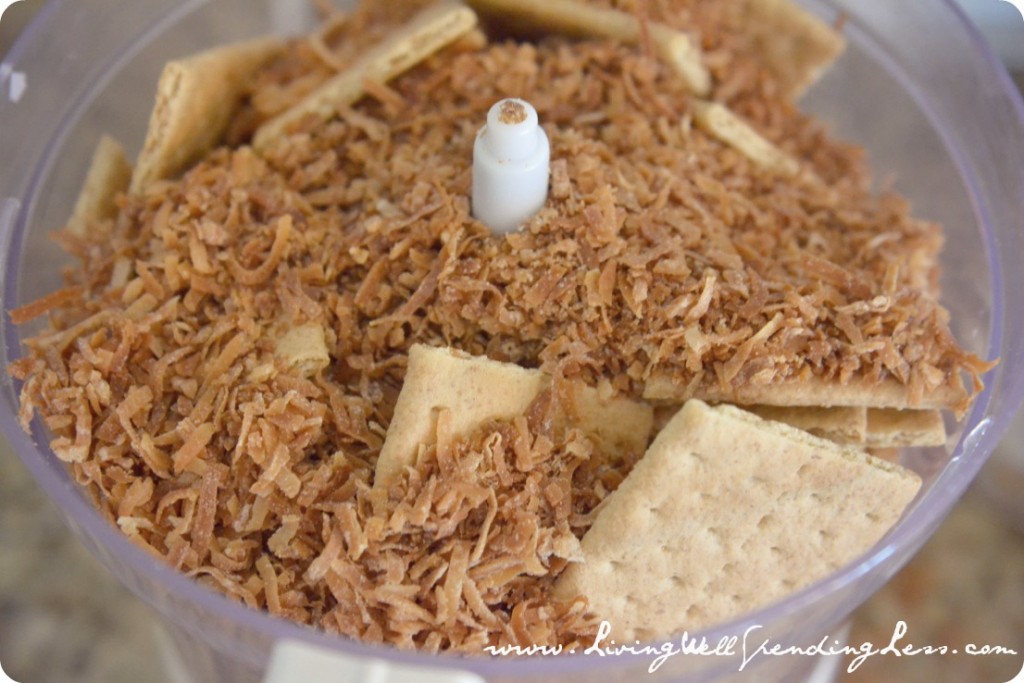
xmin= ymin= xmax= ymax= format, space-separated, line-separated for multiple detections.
xmin=846 ymin=487 xmax=1024 ymax=683
xmin=0 ymin=436 xmax=168 ymax=683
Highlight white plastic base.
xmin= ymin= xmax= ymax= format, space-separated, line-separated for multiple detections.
xmin=263 ymin=640 xmax=485 ymax=683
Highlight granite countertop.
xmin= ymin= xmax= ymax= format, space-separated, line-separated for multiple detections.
xmin=1 ymin=2 xmax=1023 ymax=682
xmin=0 ymin=436 xmax=169 ymax=683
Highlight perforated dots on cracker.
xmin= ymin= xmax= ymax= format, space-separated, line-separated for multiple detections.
xmin=554 ymin=400 xmax=921 ymax=641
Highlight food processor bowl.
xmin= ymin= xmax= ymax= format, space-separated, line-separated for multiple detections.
xmin=2 ymin=1 xmax=1023 ymax=681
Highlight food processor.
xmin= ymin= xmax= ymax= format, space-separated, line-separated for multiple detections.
xmin=2 ymin=0 xmax=1023 ymax=681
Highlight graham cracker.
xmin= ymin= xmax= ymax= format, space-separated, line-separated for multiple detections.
xmin=130 ymin=38 xmax=283 ymax=194
xmin=691 ymin=100 xmax=801 ymax=177
xmin=748 ymin=405 xmax=866 ymax=444
xmin=866 ymin=447 xmax=901 ymax=464
xmin=253 ymin=2 xmax=478 ymax=150
xmin=749 ymin=405 xmax=947 ymax=448
xmin=373 ymin=344 xmax=653 ymax=489
xmin=553 ymin=400 xmax=921 ymax=641
xmin=736 ymin=0 xmax=846 ymax=100
xmin=274 ymin=323 xmax=331 ymax=378
xmin=466 ymin=0 xmax=710 ymax=95
xmin=866 ymin=408 xmax=946 ymax=448
xmin=570 ymin=382 xmax=654 ymax=457
xmin=643 ymin=373 xmax=969 ymax=413
xmin=67 ymin=135 xmax=132 ymax=237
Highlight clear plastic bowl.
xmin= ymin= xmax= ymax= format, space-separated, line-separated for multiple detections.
xmin=2 ymin=1 xmax=1024 ymax=681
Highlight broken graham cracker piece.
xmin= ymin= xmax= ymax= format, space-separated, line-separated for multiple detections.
xmin=749 ymin=405 xmax=946 ymax=448
xmin=373 ymin=345 xmax=545 ymax=489
xmin=691 ymin=100 xmax=801 ymax=177
xmin=67 ymin=135 xmax=132 ymax=237
xmin=253 ymin=2 xmax=478 ymax=150
xmin=467 ymin=0 xmax=710 ymax=96
xmin=373 ymin=344 xmax=653 ymax=490
xmin=866 ymin=447 xmax=902 ymax=463
xmin=568 ymin=382 xmax=653 ymax=458
xmin=130 ymin=37 xmax=283 ymax=194
xmin=644 ymin=372 xmax=970 ymax=414
xmin=553 ymin=400 xmax=921 ymax=641
xmin=866 ymin=408 xmax=946 ymax=448
xmin=748 ymin=405 xmax=867 ymax=444
xmin=735 ymin=0 xmax=846 ymax=100
xmin=273 ymin=322 xmax=331 ymax=378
